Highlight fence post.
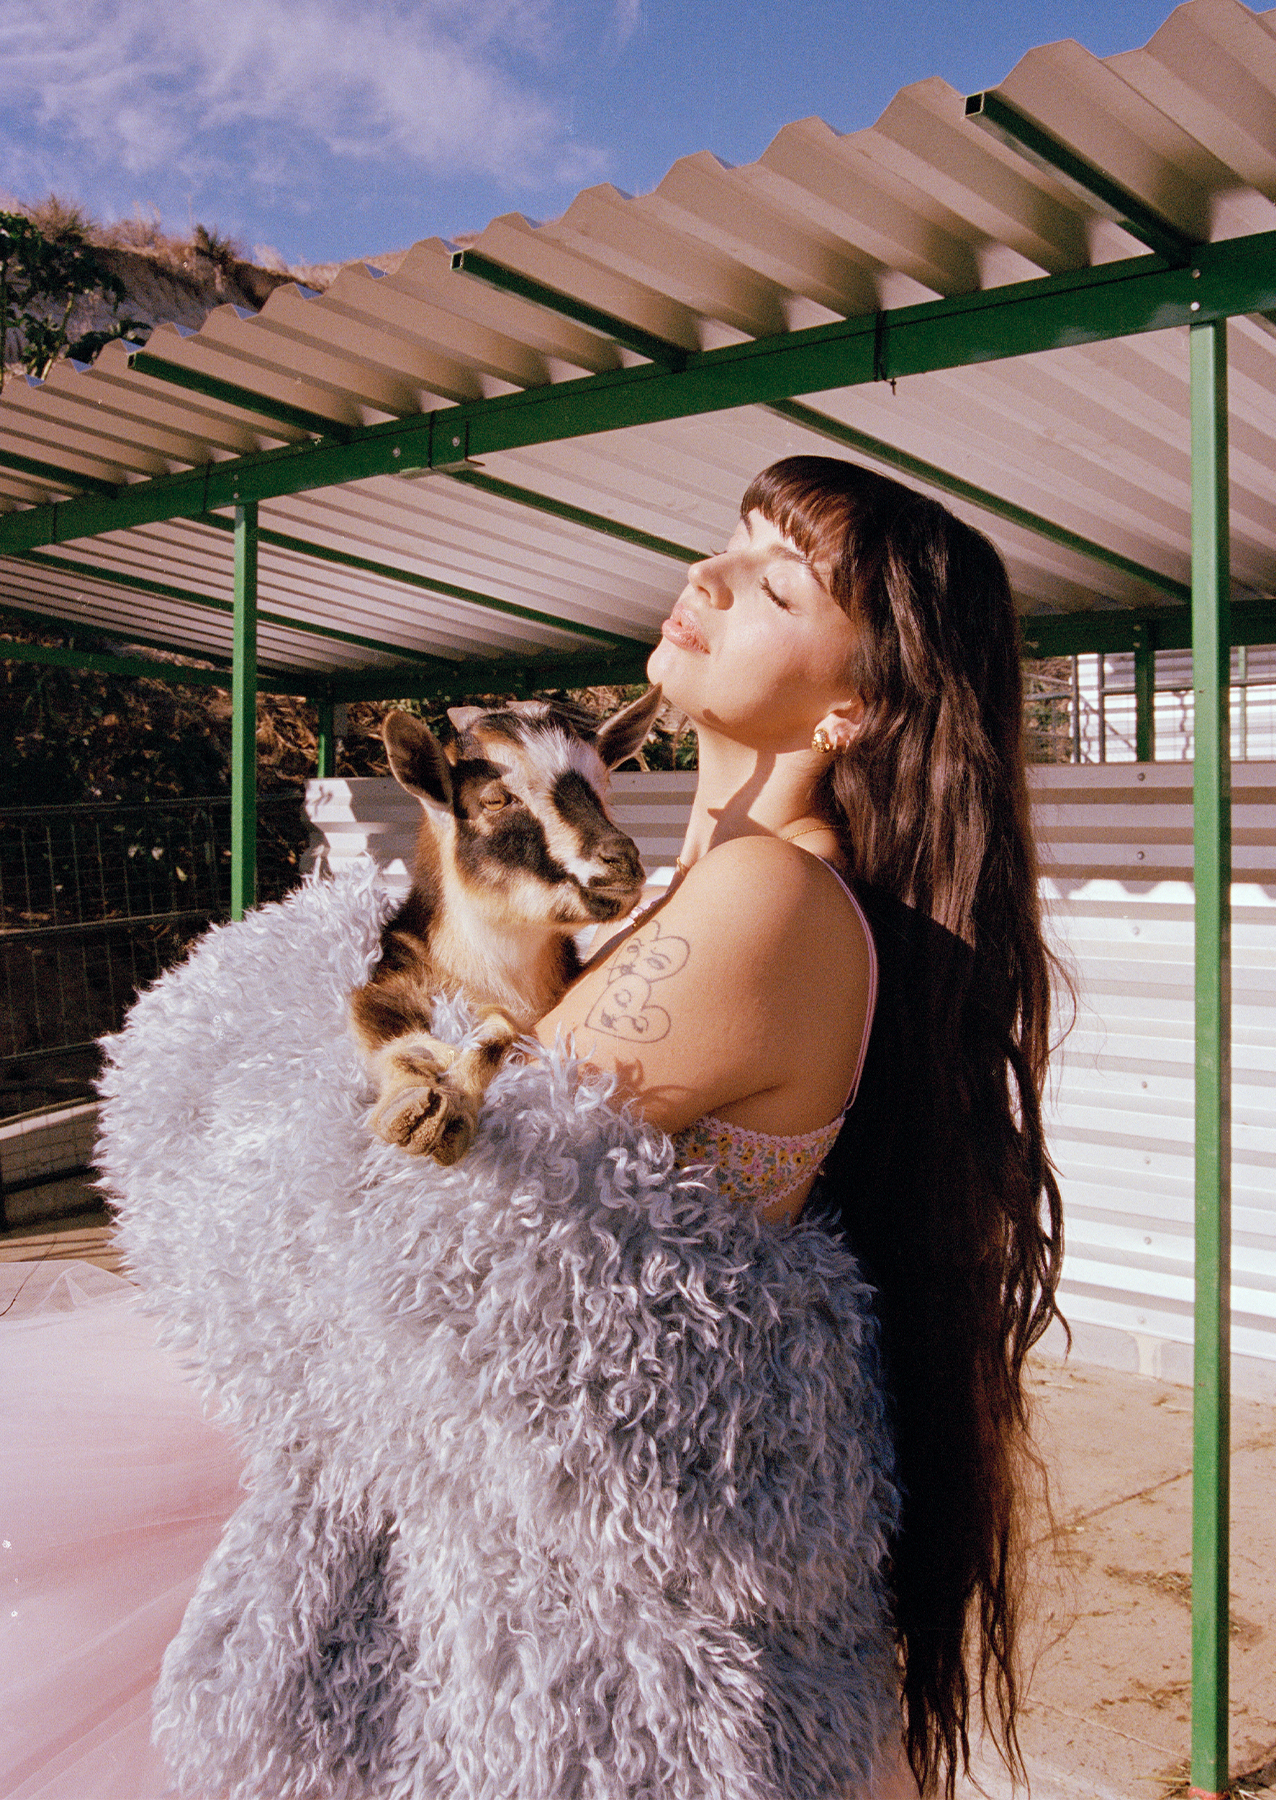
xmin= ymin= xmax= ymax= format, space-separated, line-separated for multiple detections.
xmin=231 ymin=503 xmax=258 ymax=922
xmin=316 ymin=693 xmax=336 ymax=780
xmin=1189 ymin=317 xmax=1231 ymax=1800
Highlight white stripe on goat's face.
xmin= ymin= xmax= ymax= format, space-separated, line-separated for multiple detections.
xmin=450 ymin=714 xmax=644 ymax=925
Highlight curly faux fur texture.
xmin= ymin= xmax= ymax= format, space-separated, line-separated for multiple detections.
xmin=97 ymin=870 xmax=901 ymax=1800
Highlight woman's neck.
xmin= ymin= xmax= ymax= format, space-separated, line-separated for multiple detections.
xmin=676 ymin=728 xmax=832 ymax=868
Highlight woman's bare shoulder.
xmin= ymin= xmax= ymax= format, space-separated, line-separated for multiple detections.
xmin=674 ymin=836 xmax=868 ymax=955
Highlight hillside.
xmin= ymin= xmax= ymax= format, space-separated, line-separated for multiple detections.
xmin=0 ymin=193 xmax=369 ymax=380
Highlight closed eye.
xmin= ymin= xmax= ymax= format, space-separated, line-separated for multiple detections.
xmin=761 ymin=578 xmax=791 ymax=611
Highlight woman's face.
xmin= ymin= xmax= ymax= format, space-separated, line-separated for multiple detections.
xmin=647 ymin=509 xmax=861 ymax=751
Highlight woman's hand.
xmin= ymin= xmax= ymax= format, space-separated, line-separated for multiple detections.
xmin=536 ymin=836 xmax=873 ymax=1138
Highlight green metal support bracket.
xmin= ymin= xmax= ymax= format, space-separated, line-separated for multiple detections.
xmin=5 ymin=230 xmax=1274 ymax=554
xmin=769 ymin=398 xmax=1189 ymax=603
xmin=230 ymin=503 xmax=258 ymax=921
xmin=0 ymin=448 xmax=120 ymax=499
xmin=0 ymin=636 xmax=229 ymax=686
xmin=965 ymin=91 xmax=1198 ymax=265
xmin=197 ymin=512 xmax=651 ymax=651
xmin=129 ymin=350 xmax=355 ymax=442
xmin=1133 ymin=620 xmax=1156 ymax=763
xmin=451 ymin=249 xmax=689 ymax=369
xmin=1189 ymin=318 xmax=1231 ymax=1800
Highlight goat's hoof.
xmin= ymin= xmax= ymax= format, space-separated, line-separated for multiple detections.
xmin=371 ymin=1080 xmax=479 ymax=1164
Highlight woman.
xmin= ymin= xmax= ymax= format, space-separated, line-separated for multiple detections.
xmin=538 ymin=454 xmax=1066 ymax=1797
xmin=4 ymin=455 xmax=1062 ymax=1800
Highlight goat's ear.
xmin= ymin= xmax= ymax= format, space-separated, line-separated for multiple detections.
xmin=383 ymin=712 xmax=452 ymax=808
xmin=595 ymin=685 xmax=663 ymax=771
xmin=445 ymin=706 xmax=485 ymax=735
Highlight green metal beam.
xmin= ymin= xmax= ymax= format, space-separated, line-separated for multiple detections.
xmin=0 ymin=636 xmax=230 ymax=686
xmin=4 ymin=229 xmax=1273 ymax=555
xmin=1018 ymin=596 xmax=1276 ymax=659
xmin=1133 ymin=620 xmax=1156 ymax=763
xmin=129 ymin=350 xmax=355 ymax=442
xmin=329 ymin=643 xmax=654 ymax=704
xmin=230 ymin=503 xmax=258 ymax=921
xmin=451 ymin=249 xmax=688 ymax=369
xmin=964 ymin=91 xmax=1197 ymax=265
xmin=7 ymin=546 xmax=458 ymax=673
xmin=769 ymin=397 xmax=1189 ymax=603
xmin=0 ymin=448 xmax=120 ymax=499
xmin=1189 ymin=319 xmax=1232 ymax=1800
xmin=197 ymin=511 xmax=650 ymax=651
xmin=446 ymin=467 xmax=706 ymax=564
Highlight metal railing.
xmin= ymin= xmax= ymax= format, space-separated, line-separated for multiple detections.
xmin=0 ymin=793 xmax=311 ymax=1114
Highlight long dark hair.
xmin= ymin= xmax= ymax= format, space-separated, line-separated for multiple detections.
xmin=742 ymin=457 xmax=1066 ymax=1798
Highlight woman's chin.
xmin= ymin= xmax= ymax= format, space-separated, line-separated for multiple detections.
xmin=646 ymin=636 xmax=682 ymax=688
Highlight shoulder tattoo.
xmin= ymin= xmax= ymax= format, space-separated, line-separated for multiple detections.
xmin=585 ymin=922 xmax=690 ymax=1043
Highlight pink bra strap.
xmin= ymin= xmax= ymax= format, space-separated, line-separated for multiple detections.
xmin=813 ymin=860 xmax=879 ymax=1114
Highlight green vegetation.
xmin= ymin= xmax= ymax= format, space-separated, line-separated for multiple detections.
xmin=0 ymin=206 xmax=147 ymax=390
xmin=0 ymin=627 xmax=695 ymax=811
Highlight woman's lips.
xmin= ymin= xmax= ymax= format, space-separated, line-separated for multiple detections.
xmin=660 ymin=602 xmax=709 ymax=652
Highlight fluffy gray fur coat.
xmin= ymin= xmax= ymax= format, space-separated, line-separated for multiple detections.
xmin=97 ymin=871 xmax=900 ymax=1800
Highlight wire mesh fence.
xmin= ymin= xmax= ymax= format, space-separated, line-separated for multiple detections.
xmin=0 ymin=793 xmax=311 ymax=1117
xmin=1023 ymin=646 xmax=1276 ymax=763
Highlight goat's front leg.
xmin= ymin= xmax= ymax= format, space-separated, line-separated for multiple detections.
xmin=367 ymin=1008 xmax=519 ymax=1164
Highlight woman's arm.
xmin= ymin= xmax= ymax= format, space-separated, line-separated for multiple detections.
xmin=536 ymin=837 xmax=873 ymax=1137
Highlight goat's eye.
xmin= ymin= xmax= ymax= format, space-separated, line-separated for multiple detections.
xmin=479 ymin=785 xmax=511 ymax=811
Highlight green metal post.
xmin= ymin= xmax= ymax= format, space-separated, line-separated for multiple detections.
xmin=1189 ymin=319 xmax=1231 ymax=1800
xmin=316 ymin=693 xmax=336 ymax=779
xmin=231 ymin=502 xmax=259 ymax=921
xmin=1134 ymin=622 xmax=1156 ymax=763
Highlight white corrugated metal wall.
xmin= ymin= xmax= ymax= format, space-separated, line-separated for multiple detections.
xmin=304 ymin=763 xmax=1276 ymax=1400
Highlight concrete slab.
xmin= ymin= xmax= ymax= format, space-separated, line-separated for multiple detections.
xmin=959 ymin=1356 xmax=1276 ymax=1800
xmin=0 ymin=1207 xmax=122 ymax=1274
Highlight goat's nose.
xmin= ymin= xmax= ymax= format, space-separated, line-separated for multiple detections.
xmin=596 ymin=838 xmax=641 ymax=875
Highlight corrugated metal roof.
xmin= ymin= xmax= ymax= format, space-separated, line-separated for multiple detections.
xmin=2 ymin=0 xmax=1275 ymax=682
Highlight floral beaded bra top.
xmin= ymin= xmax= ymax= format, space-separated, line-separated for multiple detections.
xmin=670 ymin=863 xmax=879 ymax=1212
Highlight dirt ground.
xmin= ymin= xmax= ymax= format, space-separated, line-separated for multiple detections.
xmin=959 ymin=1355 xmax=1276 ymax=1800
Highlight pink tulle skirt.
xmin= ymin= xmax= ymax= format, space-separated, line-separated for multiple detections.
xmin=0 ymin=1260 xmax=244 ymax=1800
xmin=0 ymin=1259 xmax=918 ymax=1800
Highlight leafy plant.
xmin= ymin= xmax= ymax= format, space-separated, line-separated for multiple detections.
xmin=0 ymin=209 xmax=137 ymax=390
xmin=193 ymin=222 xmax=242 ymax=272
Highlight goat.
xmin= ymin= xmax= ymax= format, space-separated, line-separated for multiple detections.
xmin=350 ymin=687 xmax=661 ymax=1164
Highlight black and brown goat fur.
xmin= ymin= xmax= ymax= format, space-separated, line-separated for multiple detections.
xmin=350 ymin=687 xmax=661 ymax=1163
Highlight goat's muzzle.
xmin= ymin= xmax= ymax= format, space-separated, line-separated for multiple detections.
xmin=581 ymin=837 xmax=645 ymax=919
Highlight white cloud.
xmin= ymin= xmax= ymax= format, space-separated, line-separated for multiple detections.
xmin=0 ymin=0 xmax=607 ymax=199
xmin=612 ymin=0 xmax=641 ymax=46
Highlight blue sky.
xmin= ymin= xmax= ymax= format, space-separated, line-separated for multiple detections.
xmin=2 ymin=0 xmax=1188 ymax=268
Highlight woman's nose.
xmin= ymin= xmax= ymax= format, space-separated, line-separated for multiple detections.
xmin=687 ymin=551 xmax=732 ymax=607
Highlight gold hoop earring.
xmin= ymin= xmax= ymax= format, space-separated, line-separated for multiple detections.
xmin=811 ymin=726 xmax=834 ymax=755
